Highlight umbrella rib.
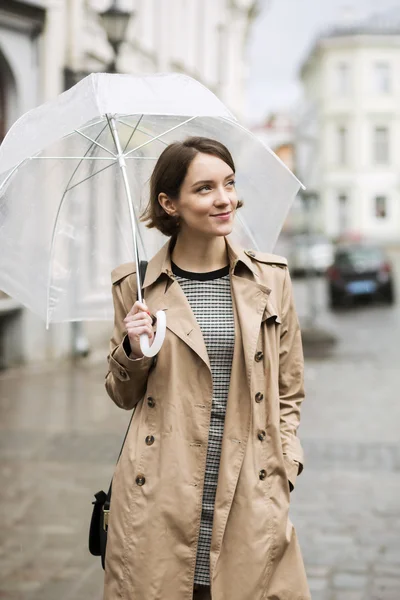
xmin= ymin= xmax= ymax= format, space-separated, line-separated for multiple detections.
xmin=121 ymin=115 xmax=144 ymax=154
xmin=236 ymin=212 xmax=260 ymax=251
xmin=124 ymin=116 xmax=197 ymax=158
xmin=61 ymin=118 xmax=106 ymax=140
xmin=74 ymin=129 xmax=116 ymax=157
xmin=30 ymin=156 xmax=115 ymax=160
xmin=77 ymin=118 xmax=106 ymax=132
xmin=0 ymin=159 xmax=26 ymax=193
xmin=65 ymin=160 xmax=117 ymax=192
xmin=116 ymin=118 xmax=169 ymax=148
xmin=46 ymin=122 xmax=110 ymax=326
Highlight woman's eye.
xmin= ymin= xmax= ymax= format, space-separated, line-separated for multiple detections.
xmin=226 ymin=180 xmax=236 ymax=187
xmin=198 ymin=185 xmax=211 ymax=192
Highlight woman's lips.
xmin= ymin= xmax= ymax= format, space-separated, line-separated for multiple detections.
xmin=211 ymin=212 xmax=232 ymax=220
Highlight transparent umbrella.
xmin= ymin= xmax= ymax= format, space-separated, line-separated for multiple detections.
xmin=0 ymin=72 xmax=303 ymax=356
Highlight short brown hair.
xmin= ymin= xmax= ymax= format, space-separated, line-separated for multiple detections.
xmin=141 ymin=136 xmax=241 ymax=237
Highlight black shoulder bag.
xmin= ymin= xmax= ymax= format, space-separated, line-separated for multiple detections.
xmin=88 ymin=260 xmax=148 ymax=570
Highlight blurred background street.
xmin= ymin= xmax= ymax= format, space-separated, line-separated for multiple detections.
xmin=1 ymin=0 xmax=400 ymax=599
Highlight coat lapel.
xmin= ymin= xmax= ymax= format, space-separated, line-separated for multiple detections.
xmin=143 ymin=242 xmax=210 ymax=370
xmin=145 ymin=238 xmax=272 ymax=380
xmin=158 ymin=278 xmax=211 ymax=370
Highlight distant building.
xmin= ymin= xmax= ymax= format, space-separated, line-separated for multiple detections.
xmin=252 ymin=113 xmax=303 ymax=234
xmin=298 ymin=7 xmax=400 ymax=243
xmin=252 ymin=112 xmax=295 ymax=170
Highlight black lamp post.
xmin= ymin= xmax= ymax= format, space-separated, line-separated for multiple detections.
xmin=99 ymin=0 xmax=132 ymax=73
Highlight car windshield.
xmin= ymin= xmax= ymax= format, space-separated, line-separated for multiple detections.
xmin=336 ymin=247 xmax=384 ymax=267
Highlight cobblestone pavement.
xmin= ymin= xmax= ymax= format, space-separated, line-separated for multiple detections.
xmin=0 ymin=253 xmax=399 ymax=599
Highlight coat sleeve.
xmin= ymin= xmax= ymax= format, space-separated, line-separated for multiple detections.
xmin=105 ymin=276 xmax=154 ymax=410
xmin=278 ymin=267 xmax=305 ymax=490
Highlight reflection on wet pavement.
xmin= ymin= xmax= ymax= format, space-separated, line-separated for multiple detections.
xmin=0 ymin=362 xmax=129 ymax=599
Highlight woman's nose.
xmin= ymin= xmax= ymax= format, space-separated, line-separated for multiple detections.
xmin=214 ymin=186 xmax=231 ymax=205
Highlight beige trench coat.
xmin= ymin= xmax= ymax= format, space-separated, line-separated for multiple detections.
xmin=103 ymin=238 xmax=310 ymax=600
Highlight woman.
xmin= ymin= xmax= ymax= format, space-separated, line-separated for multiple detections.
xmin=103 ymin=137 xmax=310 ymax=600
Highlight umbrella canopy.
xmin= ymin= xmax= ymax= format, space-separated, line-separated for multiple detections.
xmin=0 ymin=72 xmax=303 ymax=325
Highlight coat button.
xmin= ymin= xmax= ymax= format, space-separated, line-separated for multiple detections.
xmin=119 ymin=368 xmax=127 ymax=380
xmin=136 ymin=474 xmax=146 ymax=486
xmin=255 ymin=351 xmax=264 ymax=362
xmin=259 ymin=469 xmax=267 ymax=480
xmin=255 ymin=392 xmax=264 ymax=403
xmin=147 ymin=397 xmax=155 ymax=408
xmin=257 ymin=430 xmax=266 ymax=441
xmin=145 ymin=435 xmax=155 ymax=446
xmin=247 ymin=250 xmax=256 ymax=257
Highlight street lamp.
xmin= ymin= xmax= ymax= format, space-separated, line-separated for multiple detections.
xmin=99 ymin=1 xmax=132 ymax=72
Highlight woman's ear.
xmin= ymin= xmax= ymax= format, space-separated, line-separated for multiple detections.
xmin=158 ymin=193 xmax=178 ymax=217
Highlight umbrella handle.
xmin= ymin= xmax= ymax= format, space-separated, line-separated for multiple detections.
xmin=139 ymin=310 xmax=167 ymax=358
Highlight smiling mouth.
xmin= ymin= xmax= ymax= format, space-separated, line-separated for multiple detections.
xmin=211 ymin=212 xmax=231 ymax=217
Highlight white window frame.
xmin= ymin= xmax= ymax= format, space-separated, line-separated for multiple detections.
xmin=336 ymin=61 xmax=351 ymax=96
xmin=374 ymin=195 xmax=388 ymax=219
xmin=337 ymin=191 xmax=349 ymax=233
xmin=373 ymin=125 xmax=390 ymax=165
xmin=373 ymin=61 xmax=391 ymax=94
xmin=337 ymin=124 xmax=348 ymax=166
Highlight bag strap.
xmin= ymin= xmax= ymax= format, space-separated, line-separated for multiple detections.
xmin=104 ymin=259 xmax=148 ymax=506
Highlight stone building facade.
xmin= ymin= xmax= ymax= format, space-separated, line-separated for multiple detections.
xmin=298 ymin=8 xmax=400 ymax=242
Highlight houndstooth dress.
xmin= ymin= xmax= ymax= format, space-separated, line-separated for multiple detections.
xmin=172 ymin=262 xmax=235 ymax=587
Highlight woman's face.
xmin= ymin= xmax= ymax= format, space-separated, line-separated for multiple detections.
xmin=160 ymin=152 xmax=238 ymax=238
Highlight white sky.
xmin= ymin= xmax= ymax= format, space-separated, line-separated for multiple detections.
xmin=244 ymin=0 xmax=400 ymax=126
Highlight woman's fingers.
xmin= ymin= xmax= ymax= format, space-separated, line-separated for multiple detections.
xmin=124 ymin=311 xmax=152 ymax=325
xmin=124 ymin=301 xmax=155 ymax=358
xmin=126 ymin=301 xmax=150 ymax=317
xmin=126 ymin=322 xmax=154 ymax=338
xmin=126 ymin=318 xmax=151 ymax=329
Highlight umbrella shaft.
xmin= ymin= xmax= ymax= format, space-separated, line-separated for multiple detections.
xmin=107 ymin=115 xmax=143 ymax=304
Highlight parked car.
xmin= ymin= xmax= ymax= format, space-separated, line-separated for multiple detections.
xmin=326 ymin=244 xmax=395 ymax=308
xmin=288 ymin=234 xmax=334 ymax=276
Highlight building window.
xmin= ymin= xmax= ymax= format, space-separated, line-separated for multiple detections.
xmin=374 ymin=196 xmax=387 ymax=219
xmin=217 ymin=23 xmax=226 ymax=86
xmin=374 ymin=62 xmax=391 ymax=93
xmin=373 ymin=126 xmax=389 ymax=164
xmin=337 ymin=125 xmax=348 ymax=165
xmin=338 ymin=192 xmax=349 ymax=233
xmin=336 ymin=62 xmax=350 ymax=95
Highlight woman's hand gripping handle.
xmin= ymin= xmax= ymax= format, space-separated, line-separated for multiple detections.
xmin=123 ymin=302 xmax=166 ymax=358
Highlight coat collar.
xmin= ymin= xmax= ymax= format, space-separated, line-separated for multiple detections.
xmin=143 ymin=236 xmax=260 ymax=289
xmin=142 ymin=236 xmax=278 ymax=373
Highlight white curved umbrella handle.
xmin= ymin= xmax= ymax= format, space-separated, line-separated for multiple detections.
xmin=139 ymin=310 xmax=166 ymax=358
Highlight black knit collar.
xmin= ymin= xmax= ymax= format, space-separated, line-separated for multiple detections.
xmin=171 ymin=262 xmax=230 ymax=281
